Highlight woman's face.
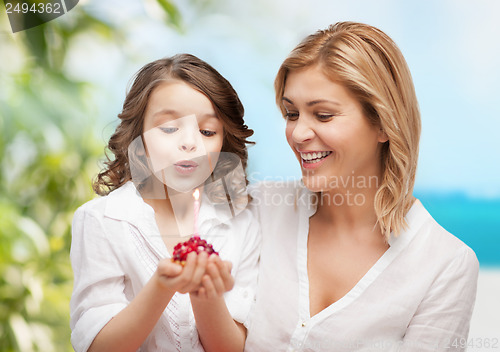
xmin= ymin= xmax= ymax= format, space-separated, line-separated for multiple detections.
xmin=283 ymin=65 xmax=387 ymax=193
xmin=141 ymin=80 xmax=224 ymax=193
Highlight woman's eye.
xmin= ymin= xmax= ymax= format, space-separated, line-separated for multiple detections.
xmin=285 ymin=112 xmax=299 ymax=121
xmin=316 ymin=113 xmax=335 ymax=121
xmin=200 ymin=130 xmax=216 ymax=137
xmin=159 ymin=127 xmax=178 ymax=134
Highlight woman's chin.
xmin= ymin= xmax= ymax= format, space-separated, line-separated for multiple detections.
xmin=301 ymin=175 xmax=330 ymax=193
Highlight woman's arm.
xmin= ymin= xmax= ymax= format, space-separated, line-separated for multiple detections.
xmin=402 ymin=247 xmax=479 ymax=352
xmin=88 ymin=252 xmax=209 ymax=352
xmin=190 ymin=256 xmax=246 ymax=352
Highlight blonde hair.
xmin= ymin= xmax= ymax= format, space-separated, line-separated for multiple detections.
xmin=275 ymin=22 xmax=421 ymax=240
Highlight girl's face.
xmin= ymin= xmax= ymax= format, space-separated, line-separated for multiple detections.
xmin=142 ymin=80 xmax=224 ymax=193
xmin=283 ymin=65 xmax=388 ymax=193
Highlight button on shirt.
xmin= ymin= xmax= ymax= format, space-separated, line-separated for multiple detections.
xmin=70 ymin=182 xmax=260 ymax=352
xmin=244 ymin=181 xmax=479 ymax=352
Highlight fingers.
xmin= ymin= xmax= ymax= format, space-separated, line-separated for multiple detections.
xmin=200 ymin=274 xmax=218 ymax=299
xmin=215 ymin=257 xmax=235 ymax=292
xmin=157 ymin=258 xmax=183 ymax=277
xmin=176 ymin=252 xmax=208 ymax=293
xmin=157 ymin=252 xmax=230 ymax=295
xmin=190 ymin=251 xmax=208 ymax=287
xmin=196 ymin=286 xmax=208 ymax=300
xmin=204 ymin=256 xmax=234 ymax=295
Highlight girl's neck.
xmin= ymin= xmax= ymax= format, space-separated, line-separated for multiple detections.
xmin=141 ymin=178 xmax=202 ymax=238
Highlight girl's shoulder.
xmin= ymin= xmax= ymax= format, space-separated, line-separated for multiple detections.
xmin=73 ymin=182 xmax=139 ymax=223
xmin=73 ymin=195 xmax=108 ymax=220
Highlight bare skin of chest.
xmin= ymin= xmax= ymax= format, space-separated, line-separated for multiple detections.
xmin=154 ymin=210 xmax=191 ymax=255
xmin=307 ymin=218 xmax=389 ymax=317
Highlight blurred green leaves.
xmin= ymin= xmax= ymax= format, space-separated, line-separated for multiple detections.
xmin=0 ymin=1 xmax=184 ymax=350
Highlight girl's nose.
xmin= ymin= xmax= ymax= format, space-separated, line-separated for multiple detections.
xmin=181 ymin=143 xmax=197 ymax=152
xmin=179 ymin=130 xmax=198 ymax=152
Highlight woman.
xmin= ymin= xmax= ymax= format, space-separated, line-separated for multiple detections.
xmin=245 ymin=22 xmax=478 ymax=351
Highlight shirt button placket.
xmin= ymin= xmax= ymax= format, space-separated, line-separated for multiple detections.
xmin=289 ymin=320 xmax=309 ymax=351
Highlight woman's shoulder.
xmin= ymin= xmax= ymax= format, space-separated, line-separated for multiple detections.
xmin=409 ymin=200 xmax=479 ymax=272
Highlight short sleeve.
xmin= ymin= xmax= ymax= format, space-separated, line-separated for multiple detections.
xmin=402 ymin=246 xmax=479 ymax=351
xmin=70 ymin=206 xmax=129 ymax=352
xmin=223 ymin=211 xmax=262 ymax=327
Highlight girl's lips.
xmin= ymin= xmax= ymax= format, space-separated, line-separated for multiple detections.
xmin=174 ymin=160 xmax=198 ymax=175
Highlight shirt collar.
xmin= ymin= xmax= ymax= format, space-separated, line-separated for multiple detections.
xmin=294 ymin=181 xmax=427 ymax=246
xmin=103 ymin=182 xmax=153 ymax=227
xmin=103 ymin=181 xmax=230 ymax=230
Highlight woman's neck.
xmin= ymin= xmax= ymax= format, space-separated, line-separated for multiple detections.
xmin=314 ymin=178 xmax=382 ymax=243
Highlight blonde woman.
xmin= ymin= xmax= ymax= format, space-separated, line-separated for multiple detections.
xmin=245 ymin=22 xmax=478 ymax=351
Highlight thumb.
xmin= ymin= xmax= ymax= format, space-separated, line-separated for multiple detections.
xmin=158 ymin=260 xmax=183 ymax=277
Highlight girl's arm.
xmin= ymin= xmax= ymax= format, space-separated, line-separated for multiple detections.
xmin=190 ymin=256 xmax=246 ymax=352
xmin=89 ymin=252 xmax=209 ymax=352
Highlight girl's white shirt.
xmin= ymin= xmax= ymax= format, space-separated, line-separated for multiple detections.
xmin=70 ymin=181 xmax=261 ymax=352
xmin=244 ymin=181 xmax=479 ymax=352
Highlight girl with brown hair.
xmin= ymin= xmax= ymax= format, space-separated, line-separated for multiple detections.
xmin=70 ymin=54 xmax=259 ymax=352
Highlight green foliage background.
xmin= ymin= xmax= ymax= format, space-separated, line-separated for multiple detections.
xmin=0 ymin=2 xmax=183 ymax=350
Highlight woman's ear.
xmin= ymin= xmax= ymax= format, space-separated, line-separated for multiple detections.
xmin=378 ymin=128 xmax=389 ymax=143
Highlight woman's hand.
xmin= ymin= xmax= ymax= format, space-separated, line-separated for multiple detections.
xmin=194 ymin=255 xmax=234 ymax=300
xmin=155 ymin=251 xmax=209 ymax=294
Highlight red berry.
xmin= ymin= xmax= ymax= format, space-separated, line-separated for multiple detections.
xmin=171 ymin=236 xmax=219 ymax=265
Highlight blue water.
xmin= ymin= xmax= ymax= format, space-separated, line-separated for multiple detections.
xmin=415 ymin=191 xmax=500 ymax=268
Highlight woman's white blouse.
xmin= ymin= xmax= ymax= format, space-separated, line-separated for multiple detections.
xmin=245 ymin=181 xmax=479 ymax=352
xmin=70 ymin=182 xmax=260 ymax=352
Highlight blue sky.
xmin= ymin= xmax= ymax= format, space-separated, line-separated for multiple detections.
xmin=60 ymin=0 xmax=500 ymax=198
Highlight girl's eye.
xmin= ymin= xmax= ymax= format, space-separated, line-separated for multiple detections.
xmin=200 ymin=130 xmax=216 ymax=137
xmin=159 ymin=127 xmax=178 ymax=134
xmin=285 ymin=112 xmax=299 ymax=121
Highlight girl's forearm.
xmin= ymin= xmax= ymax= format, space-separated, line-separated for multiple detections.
xmin=190 ymin=296 xmax=246 ymax=352
xmin=88 ymin=278 xmax=175 ymax=352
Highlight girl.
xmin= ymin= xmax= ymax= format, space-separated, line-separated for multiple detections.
xmin=70 ymin=54 xmax=260 ymax=352
xmin=245 ymin=22 xmax=478 ymax=351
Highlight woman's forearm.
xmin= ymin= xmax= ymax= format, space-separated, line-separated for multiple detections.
xmin=88 ymin=278 xmax=175 ymax=352
xmin=190 ymin=295 xmax=246 ymax=352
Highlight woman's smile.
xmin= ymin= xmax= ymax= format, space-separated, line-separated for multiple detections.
xmin=283 ymin=64 xmax=388 ymax=191
xmin=298 ymin=150 xmax=333 ymax=169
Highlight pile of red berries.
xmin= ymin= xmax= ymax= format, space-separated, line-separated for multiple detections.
xmin=171 ymin=236 xmax=219 ymax=265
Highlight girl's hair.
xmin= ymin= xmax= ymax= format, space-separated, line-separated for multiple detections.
xmin=94 ymin=54 xmax=254 ymax=200
xmin=275 ymin=22 xmax=421 ymax=240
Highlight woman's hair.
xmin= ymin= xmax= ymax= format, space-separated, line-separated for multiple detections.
xmin=275 ymin=22 xmax=421 ymax=240
xmin=94 ymin=53 xmax=254 ymax=202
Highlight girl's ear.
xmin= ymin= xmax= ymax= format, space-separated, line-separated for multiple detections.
xmin=378 ymin=128 xmax=389 ymax=143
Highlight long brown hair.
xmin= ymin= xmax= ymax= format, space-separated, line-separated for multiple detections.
xmin=94 ymin=54 xmax=254 ymax=196
xmin=275 ymin=22 xmax=421 ymax=239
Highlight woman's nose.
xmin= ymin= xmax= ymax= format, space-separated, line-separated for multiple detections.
xmin=291 ymin=117 xmax=315 ymax=143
